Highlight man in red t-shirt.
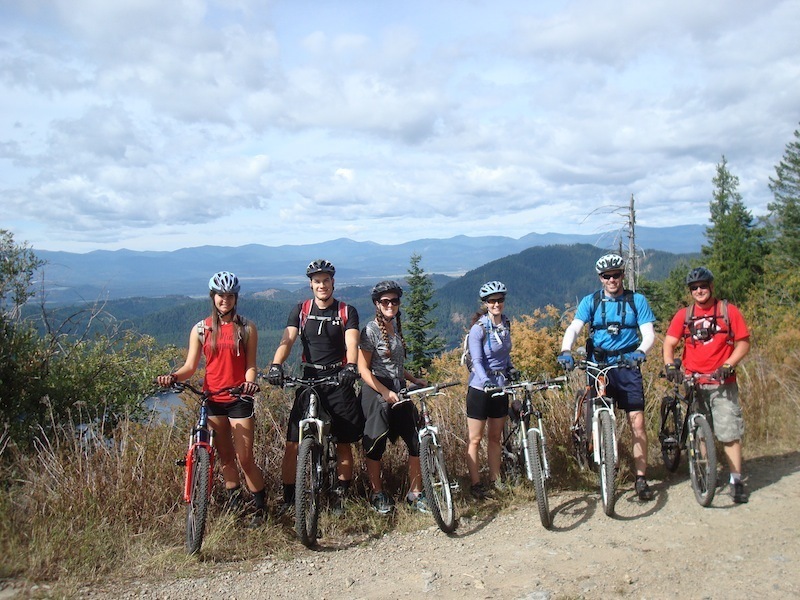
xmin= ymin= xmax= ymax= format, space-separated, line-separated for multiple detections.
xmin=663 ymin=267 xmax=751 ymax=503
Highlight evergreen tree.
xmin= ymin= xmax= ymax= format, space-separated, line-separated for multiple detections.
xmin=768 ymin=123 xmax=800 ymax=265
xmin=404 ymin=253 xmax=443 ymax=374
xmin=701 ymin=156 xmax=765 ymax=303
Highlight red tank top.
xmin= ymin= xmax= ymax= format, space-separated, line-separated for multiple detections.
xmin=202 ymin=319 xmax=247 ymax=403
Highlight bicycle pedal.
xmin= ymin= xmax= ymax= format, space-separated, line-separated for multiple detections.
xmin=175 ymin=459 xmax=186 ymax=466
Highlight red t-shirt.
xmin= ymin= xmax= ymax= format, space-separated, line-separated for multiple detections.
xmin=666 ymin=301 xmax=749 ymax=382
xmin=202 ymin=319 xmax=248 ymax=402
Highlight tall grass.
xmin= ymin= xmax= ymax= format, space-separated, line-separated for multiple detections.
xmin=2 ymin=307 xmax=798 ymax=591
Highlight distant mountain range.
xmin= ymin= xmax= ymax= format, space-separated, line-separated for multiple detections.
xmin=34 ymin=225 xmax=704 ymax=304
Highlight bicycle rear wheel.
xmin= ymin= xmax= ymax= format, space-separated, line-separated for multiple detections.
xmin=295 ymin=436 xmax=322 ymax=547
xmin=526 ymin=429 xmax=551 ymax=529
xmin=571 ymin=390 xmax=590 ymax=470
xmin=598 ymin=411 xmax=617 ymax=517
xmin=501 ymin=420 xmax=524 ymax=486
xmin=659 ymin=396 xmax=682 ymax=472
xmin=420 ymin=434 xmax=457 ymax=533
xmin=185 ymin=446 xmax=211 ymax=555
xmin=688 ymin=415 xmax=717 ymax=507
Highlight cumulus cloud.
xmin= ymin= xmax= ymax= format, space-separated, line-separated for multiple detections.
xmin=0 ymin=0 xmax=798 ymax=251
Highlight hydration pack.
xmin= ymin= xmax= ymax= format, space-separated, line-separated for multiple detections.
xmin=460 ymin=315 xmax=511 ymax=373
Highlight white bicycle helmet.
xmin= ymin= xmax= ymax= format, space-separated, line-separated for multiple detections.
xmin=595 ymin=253 xmax=625 ymax=274
xmin=306 ymin=259 xmax=336 ymax=278
xmin=479 ymin=280 xmax=507 ymax=300
xmin=209 ymin=271 xmax=240 ymax=294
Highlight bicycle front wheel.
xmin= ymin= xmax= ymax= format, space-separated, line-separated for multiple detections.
xmin=295 ymin=436 xmax=322 ymax=547
xmin=598 ymin=411 xmax=617 ymax=517
xmin=526 ymin=429 xmax=551 ymax=529
xmin=659 ymin=396 xmax=682 ymax=472
xmin=185 ymin=446 xmax=211 ymax=555
xmin=688 ymin=415 xmax=717 ymax=507
xmin=420 ymin=434 xmax=457 ymax=533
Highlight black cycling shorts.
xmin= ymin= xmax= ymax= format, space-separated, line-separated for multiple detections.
xmin=466 ymin=386 xmax=509 ymax=420
xmin=207 ymin=397 xmax=255 ymax=419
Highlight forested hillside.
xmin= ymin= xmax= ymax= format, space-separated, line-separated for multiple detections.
xmin=31 ymin=243 xmax=695 ymax=363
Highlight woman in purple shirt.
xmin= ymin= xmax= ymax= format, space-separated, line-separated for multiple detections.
xmin=465 ymin=281 xmax=517 ymax=499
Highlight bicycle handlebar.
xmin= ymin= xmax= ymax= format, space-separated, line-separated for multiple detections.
xmin=401 ymin=381 xmax=459 ymax=397
xmin=282 ymin=375 xmax=341 ymax=388
xmin=163 ymin=381 xmax=248 ymax=400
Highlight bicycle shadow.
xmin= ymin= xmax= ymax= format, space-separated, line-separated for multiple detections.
xmin=609 ymin=480 xmax=668 ymax=520
xmin=447 ymin=497 xmax=503 ymax=539
xmin=548 ymin=493 xmax=595 ymax=532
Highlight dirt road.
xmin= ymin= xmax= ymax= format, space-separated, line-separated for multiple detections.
xmin=87 ymin=452 xmax=799 ymax=600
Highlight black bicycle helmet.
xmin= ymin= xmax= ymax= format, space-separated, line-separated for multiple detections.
xmin=686 ymin=266 xmax=714 ymax=286
xmin=479 ymin=280 xmax=507 ymax=300
xmin=595 ymin=253 xmax=625 ymax=274
xmin=371 ymin=280 xmax=403 ymax=301
xmin=208 ymin=271 xmax=240 ymax=294
xmin=306 ymin=259 xmax=336 ymax=278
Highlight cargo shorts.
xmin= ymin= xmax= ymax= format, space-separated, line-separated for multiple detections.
xmin=697 ymin=382 xmax=745 ymax=443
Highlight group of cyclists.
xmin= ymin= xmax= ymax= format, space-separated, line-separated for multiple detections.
xmin=158 ymin=251 xmax=751 ymax=529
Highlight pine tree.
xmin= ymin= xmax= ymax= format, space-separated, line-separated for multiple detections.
xmin=768 ymin=124 xmax=800 ymax=265
xmin=701 ymin=156 xmax=765 ymax=303
xmin=404 ymin=253 xmax=443 ymax=374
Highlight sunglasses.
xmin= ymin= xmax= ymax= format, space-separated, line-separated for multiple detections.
xmin=378 ymin=298 xmax=400 ymax=307
xmin=600 ymin=271 xmax=623 ymax=280
xmin=485 ymin=297 xmax=505 ymax=305
xmin=689 ymin=283 xmax=710 ymax=291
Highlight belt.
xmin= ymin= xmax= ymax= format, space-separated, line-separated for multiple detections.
xmin=302 ymin=360 xmax=343 ymax=371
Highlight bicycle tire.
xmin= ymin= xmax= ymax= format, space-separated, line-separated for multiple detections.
xmin=185 ymin=446 xmax=210 ymax=555
xmin=659 ymin=396 xmax=682 ymax=472
xmin=598 ymin=411 xmax=617 ymax=517
xmin=526 ymin=429 xmax=551 ymax=529
xmin=688 ymin=415 xmax=717 ymax=507
xmin=420 ymin=434 xmax=457 ymax=534
xmin=501 ymin=420 xmax=524 ymax=485
xmin=295 ymin=436 xmax=322 ymax=547
xmin=571 ymin=390 xmax=590 ymax=470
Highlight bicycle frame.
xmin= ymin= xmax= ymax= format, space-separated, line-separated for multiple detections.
xmin=501 ymin=378 xmax=565 ymax=480
xmin=675 ymin=376 xmax=716 ymax=448
xmin=182 ymin=398 xmax=215 ymax=502
xmin=576 ymin=361 xmax=620 ymax=467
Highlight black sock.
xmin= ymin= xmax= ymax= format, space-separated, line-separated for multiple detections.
xmin=253 ymin=488 xmax=266 ymax=511
xmin=283 ymin=484 xmax=295 ymax=504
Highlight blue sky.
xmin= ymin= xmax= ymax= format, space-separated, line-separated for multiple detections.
xmin=2 ymin=0 xmax=798 ymax=253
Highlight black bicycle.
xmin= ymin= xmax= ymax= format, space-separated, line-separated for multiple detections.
xmin=283 ymin=375 xmax=340 ymax=547
xmin=658 ymin=360 xmax=718 ymax=507
xmin=499 ymin=376 xmax=566 ymax=529
xmin=394 ymin=382 xmax=459 ymax=533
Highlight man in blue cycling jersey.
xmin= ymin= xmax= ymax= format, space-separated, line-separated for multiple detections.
xmin=557 ymin=253 xmax=657 ymax=501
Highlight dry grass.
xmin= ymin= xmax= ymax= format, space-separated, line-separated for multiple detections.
xmin=2 ymin=307 xmax=798 ymax=592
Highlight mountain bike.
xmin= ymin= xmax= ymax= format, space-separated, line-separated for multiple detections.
xmin=499 ymin=376 xmax=566 ymax=529
xmin=658 ymin=361 xmax=718 ymax=507
xmin=570 ymin=358 xmax=625 ymax=517
xmin=283 ymin=375 xmax=341 ymax=548
xmin=169 ymin=381 xmax=249 ymax=555
xmin=394 ymin=382 xmax=459 ymax=533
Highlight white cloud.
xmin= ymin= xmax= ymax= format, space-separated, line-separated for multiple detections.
xmin=1 ymin=0 xmax=798 ymax=252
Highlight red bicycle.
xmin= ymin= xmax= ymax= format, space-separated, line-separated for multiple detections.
xmin=169 ymin=381 xmax=249 ymax=554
